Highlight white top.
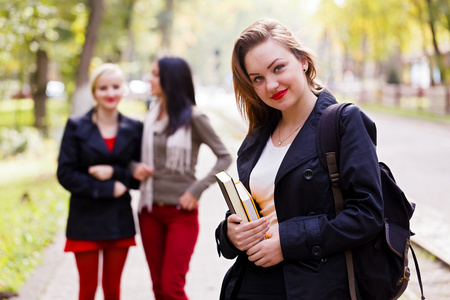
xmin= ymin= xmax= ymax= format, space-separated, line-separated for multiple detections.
xmin=249 ymin=135 xmax=290 ymax=235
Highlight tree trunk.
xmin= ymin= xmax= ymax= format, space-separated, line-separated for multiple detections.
xmin=426 ymin=0 xmax=449 ymax=113
xmin=159 ymin=0 xmax=174 ymax=51
xmin=31 ymin=48 xmax=48 ymax=135
xmin=122 ymin=0 xmax=137 ymax=81
xmin=71 ymin=0 xmax=105 ymax=116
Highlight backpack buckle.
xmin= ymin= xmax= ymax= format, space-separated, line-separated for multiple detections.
xmin=330 ymin=172 xmax=339 ymax=187
xmin=299 ymin=258 xmax=327 ymax=272
xmin=397 ymin=266 xmax=411 ymax=286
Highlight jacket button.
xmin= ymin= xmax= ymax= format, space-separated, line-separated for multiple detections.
xmin=303 ymin=169 xmax=314 ymax=180
xmin=312 ymin=245 xmax=322 ymax=257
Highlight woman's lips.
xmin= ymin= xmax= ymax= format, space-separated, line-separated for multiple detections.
xmin=271 ymin=89 xmax=287 ymax=100
xmin=106 ymin=98 xmax=115 ymax=103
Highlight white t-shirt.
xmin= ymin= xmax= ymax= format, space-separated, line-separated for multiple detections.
xmin=249 ymin=135 xmax=290 ymax=235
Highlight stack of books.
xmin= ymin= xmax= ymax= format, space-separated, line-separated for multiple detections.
xmin=215 ymin=170 xmax=261 ymax=223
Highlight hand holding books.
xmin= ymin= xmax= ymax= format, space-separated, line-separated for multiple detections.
xmin=215 ymin=170 xmax=269 ymax=241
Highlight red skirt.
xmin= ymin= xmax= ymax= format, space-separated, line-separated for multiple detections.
xmin=64 ymin=237 xmax=136 ymax=253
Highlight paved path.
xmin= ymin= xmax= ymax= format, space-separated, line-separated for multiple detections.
xmin=13 ymin=90 xmax=450 ymax=299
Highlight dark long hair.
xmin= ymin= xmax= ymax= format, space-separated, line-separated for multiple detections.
xmin=158 ymin=56 xmax=196 ymax=135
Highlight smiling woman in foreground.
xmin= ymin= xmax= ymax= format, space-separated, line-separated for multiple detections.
xmin=215 ymin=19 xmax=384 ymax=300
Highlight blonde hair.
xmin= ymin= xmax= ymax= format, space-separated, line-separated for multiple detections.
xmin=89 ymin=63 xmax=124 ymax=96
xmin=231 ymin=19 xmax=322 ymax=133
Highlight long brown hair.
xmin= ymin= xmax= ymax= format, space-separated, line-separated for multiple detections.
xmin=231 ymin=19 xmax=322 ymax=134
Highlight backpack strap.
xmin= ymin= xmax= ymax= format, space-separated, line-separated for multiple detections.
xmin=409 ymin=244 xmax=426 ymax=300
xmin=318 ymin=103 xmax=357 ymax=300
xmin=317 ymin=103 xmax=353 ymax=170
xmin=317 ymin=102 xmax=353 ymax=216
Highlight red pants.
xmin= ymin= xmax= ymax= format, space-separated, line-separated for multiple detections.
xmin=74 ymin=247 xmax=129 ymax=300
xmin=139 ymin=205 xmax=199 ymax=300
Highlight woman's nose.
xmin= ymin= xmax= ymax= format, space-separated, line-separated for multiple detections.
xmin=106 ymin=87 xmax=116 ymax=96
xmin=266 ymin=75 xmax=279 ymax=92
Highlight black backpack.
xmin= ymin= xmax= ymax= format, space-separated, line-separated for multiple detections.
xmin=317 ymin=103 xmax=425 ymax=300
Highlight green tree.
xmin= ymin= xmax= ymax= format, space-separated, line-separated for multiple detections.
xmin=0 ymin=0 xmax=83 ymax=132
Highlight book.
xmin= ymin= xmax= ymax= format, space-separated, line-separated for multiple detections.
xmin=235 ymin=181 xmax=261 ymax=221
xmin=215 ymin=170 xmax=260 ymax=223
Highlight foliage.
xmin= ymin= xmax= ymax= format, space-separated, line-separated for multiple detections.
xmin=315 ymin=0 xmax=449 ymax=85
xmin=0 ymin=137 xmax=68 ymax=294
xmin=0 ymin=98 xmax=70 ymax=134
xmin=0 ymin=174 xmax=68 ymax=293
xmin=169 ymin=0 xmax=319 ymax=87
xmin=0 ymin=0 xmax=85 ymax=100
xmin=0 ymin=127 xmax=42 ymax=159
xmin=1 ymin=0 xmax=449 ymax=120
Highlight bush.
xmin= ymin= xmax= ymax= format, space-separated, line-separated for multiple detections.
xmin=0 ymin=175 xmax=69 ymax=293
xmin=0 ymin=127 xmax=43 ymax=159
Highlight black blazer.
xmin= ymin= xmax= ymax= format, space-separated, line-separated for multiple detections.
xmin=216 ymin=90 xmax=383 ymax=299
xmin=57 ymin=109 xmax=142 ymax=240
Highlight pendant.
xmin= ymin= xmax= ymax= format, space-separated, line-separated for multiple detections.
xmin=278 ymin=141 xmax=282 ymax=146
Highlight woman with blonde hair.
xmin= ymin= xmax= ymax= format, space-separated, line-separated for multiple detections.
xmin=57 ymin=63 xmax=142 ymax=300
xmin=215 ymin=19 xmax=383 ymax=299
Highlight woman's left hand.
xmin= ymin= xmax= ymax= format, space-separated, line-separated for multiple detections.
xmin=113 ymin=181 xmax=128 ymax=198
xmin=246 ymin=231 xmax=284 ymax=268
xmin=89 ymin=165 xmax=114 ymax=180
xmin=178 ymin=191 xmax=199 ymax=211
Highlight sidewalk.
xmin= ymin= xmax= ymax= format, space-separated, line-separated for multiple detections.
xmin=14 ymin=185 xmax=235 ymax=300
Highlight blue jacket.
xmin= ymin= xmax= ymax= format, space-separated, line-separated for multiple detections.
xmin=216 ymin=90 xmax=383 ymax=299
xmin=57 ymin=109 xmax=142 ymax=240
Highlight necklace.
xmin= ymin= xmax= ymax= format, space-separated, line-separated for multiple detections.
xmin=278 ymin=121 xmax=304 ymax=146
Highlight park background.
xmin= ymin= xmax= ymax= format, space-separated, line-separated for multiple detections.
xmin=0 ymin=0 xmax=449 ymax=298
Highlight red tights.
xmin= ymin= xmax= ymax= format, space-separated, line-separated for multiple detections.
xmin=74 ymin=247 xmax=129 ymax=300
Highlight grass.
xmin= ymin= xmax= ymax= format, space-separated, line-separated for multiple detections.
xmin=0 ymin=97 xmax=147 ymax=129
xmin=332 ymin=91 xmax=450 ymax=125
xmin=0 ymin=138 xmax=69 ymax=293
xmin=0 ymin=98 xmax=70 ymax=130
xmin=0 ymin=173 xmax=69 ymax=293
xmin=0 ymin=97 xmax=147 ymax=296
xmin=360 ymin=103 xmax=450 ymax=125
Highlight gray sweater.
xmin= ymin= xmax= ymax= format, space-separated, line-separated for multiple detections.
xmin=152 ymin=107 xmax=232 ymax=205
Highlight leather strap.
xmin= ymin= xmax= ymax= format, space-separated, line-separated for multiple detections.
xmin=409 ymin=244 xmax=426 ymax=300
xmin=326 ymin=151 xmax=357 ymax=300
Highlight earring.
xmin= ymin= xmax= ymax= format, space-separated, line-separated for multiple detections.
xmin=303 ymin=69 xmax=306 ymax=72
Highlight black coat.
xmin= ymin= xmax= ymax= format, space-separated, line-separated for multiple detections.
xmin=57 ymin=109 xmax=142 ymax=240
xmin=216 ymin=90 xmax=383 ymax=299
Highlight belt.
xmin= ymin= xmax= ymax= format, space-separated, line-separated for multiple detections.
xmin=154 ymin=202 xmax=182 ymax=210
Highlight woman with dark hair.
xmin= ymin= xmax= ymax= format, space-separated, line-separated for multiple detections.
xmin=133 ymin=56 xmax=232 ymax=300
xmin=215 ymin=19 xmax=383 ymax=299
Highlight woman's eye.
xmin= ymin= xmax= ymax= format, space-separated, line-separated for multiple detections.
xmin=274 ymin=64 xmax=285 ymax=73
xmin=113 ymin=84 xmax=121 ymax=89
xmin=252 ymin=76 xmax=263 ymax=84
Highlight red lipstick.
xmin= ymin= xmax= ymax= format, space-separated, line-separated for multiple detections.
xmin=271 ymin=89 xmax=287 ymax=100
